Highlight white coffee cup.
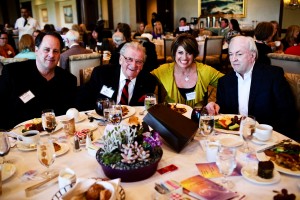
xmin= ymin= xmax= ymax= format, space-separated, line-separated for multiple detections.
xmin=253 ymin=124 xmax=273 ymax=141
xmin=17 ymin=130 xmax=40 ymax=146
xmin=205 ymin=141 xmax=219 ymax=162
xmin=66 ymin=108 xmax=79 ymax=122
xmin=275 ymin=41 xmax=281 ymax=47
xmin=58 ymin=168 xmax=76 ymax=189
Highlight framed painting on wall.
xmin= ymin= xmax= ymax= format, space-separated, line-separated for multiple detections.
xmin=63 ymin=5 xmax=73 ymax=23
xmin=200 ymin=0 xmax=246 ymax=18
xmin=41 ymin=8 xmax=48 ymax=22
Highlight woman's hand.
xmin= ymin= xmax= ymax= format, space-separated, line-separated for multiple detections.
xmin=206 ymin=102 xmax=220 ymax=115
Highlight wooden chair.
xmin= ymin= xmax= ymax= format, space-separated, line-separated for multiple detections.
xmin=195 ymin=36 xmax=224 ymax=69
xmin=69 ymin=53 xmax=101 ymax=86
xmin=163 ymin=38 xmax=174 ymax=63
xmin=268 ymin=53 xmax=300 ymax=73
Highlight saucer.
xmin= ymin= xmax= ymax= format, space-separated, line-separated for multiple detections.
xmin=212 ymin=134 xmax=244 ymax=147
xmin=75 ymin=113 xmax=87 ymax=123
xmin=55 ymin=143 xmax=70 ymax=157
xmin=252 ymin=134 xmax=278 ymax=145
xmin=241 ymin=166 xmax=281 ymax=185
xmin=75 ymin=123 xmax=98 ymax=132
xmin=2 ymin=163 xmax=17 ymax=181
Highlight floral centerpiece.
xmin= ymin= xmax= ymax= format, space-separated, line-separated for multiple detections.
xmin=96 ymin=124 xmax=163 ymax=182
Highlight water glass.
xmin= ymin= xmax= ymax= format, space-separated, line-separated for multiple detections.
xmin=199 ymin=114 xmax=214 ymax=137
xmin=144 ymin=93 xmax=157 ymax=110
xmin=108 ymin=106 xmax=122 ymax=125
xmin=216 ymin=146 xmax=237 ymax=189
xmin=239 ymin=115 xmax=256 ymax=153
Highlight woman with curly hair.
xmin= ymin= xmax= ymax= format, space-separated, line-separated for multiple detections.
xmin=281 ymin=25 xmax=299 ymax=51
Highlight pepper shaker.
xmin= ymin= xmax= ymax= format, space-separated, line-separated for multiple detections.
xmin=73 ymin=135 xmax=81 ymax=152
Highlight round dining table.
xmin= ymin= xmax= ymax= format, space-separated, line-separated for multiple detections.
xmin=1 ymin=106 xmax=300 ymax=200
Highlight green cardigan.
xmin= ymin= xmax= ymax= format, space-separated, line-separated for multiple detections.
xmin=151 ymin=62 xmax=224 ymax=108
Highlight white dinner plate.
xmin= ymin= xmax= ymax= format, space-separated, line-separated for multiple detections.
xmin=120 ymin=105 xmax=136 ymax=119
xmin=256 ymin=145 xmax=300 ymax=176
xmin=75 ymin=113 xmax=87 ymax=123
xmin=251 ymin=134 xmax=279 ymax=145
xmin=214 ymin=114 xmax=242 ymax=134
xmin=75 ymin=123 xmax=98 ymax=132
xmin=1 ymin=163 xmax=16 ymax=181
xmin=167 ymin=103 xmax=193 ymax=118
xmin=212 ymin=134 xmax=244 ymax=147
xmin=16 ymin=142 xmax=37 ymax=151
xmin=13 ymin=121 xmax=63 ymax=136
xmin=241 ymin=166 xmax=281 ymax=185
xmin=55 ymin=143 xmax=69 ymax=157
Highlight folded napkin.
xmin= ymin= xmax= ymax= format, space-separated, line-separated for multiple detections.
xmin=62 ymin=178 xmax=120 ymax=200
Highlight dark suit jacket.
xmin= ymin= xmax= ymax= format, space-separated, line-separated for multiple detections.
xmin=76 ymin=64 xmax=158 ymax=111
xmin=216 ymin=62 xmax=297 ymax=139
xmin=59 ymin=45 xmax=92 ymax=70
xmin=0 ymin=60 xmax=77 ymax=129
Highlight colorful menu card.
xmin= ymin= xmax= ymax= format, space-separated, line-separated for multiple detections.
xmin=181 ymin=175 xmax=239 ymax=200
xmin=196 ymin=163 xmax=242 ymax=178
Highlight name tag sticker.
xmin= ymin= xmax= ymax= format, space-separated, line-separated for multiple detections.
xmin=100 ymin=85 xmax=114 ymax=98
xmin=186 ymin=92 xmax=196 ymax=101
xmin=19 ymin=90 xmax=35 ymax=103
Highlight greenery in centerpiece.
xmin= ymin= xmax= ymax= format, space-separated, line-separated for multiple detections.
xmin=97 ymin=124 xmax=162 ymax=170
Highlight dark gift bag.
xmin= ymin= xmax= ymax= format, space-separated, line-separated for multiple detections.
xmin=143 ymin=104 xmax=198 ymax=152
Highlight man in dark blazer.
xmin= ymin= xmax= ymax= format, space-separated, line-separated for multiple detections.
xmin=59 ymin=30 xmax=92 ymax=70
xmin=0 ymin=32 xmax=77 ymax=130
xmin=76 ymin=41 xmax=157 ymax=111
xmin=206 ymin=36 xmax=297 ymax=139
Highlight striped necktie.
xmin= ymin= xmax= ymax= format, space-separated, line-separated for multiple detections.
xmin=120 ymin=79 xmax=130 ymax=105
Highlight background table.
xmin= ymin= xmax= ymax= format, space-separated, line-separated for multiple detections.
xmin=2 ymin=107 xmax=300 ymax=199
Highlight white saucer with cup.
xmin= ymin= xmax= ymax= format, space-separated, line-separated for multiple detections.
xmin=253 ymin=124 xmax=273 ymax=141
xmin=17 ymin=130 xmax=40 ymax=147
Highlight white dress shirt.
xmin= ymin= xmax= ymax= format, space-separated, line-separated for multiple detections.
xmin=117 ymin=69 xmax=136 ymax=104
xmin=15 ymin=16 xmax=40 ymax=39
xmin=236 ymin=65 xmax=254 ymax=116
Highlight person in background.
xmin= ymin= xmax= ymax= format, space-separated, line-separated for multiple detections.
xmin=32 ymin=30 xmax=42 ymax=41
xmin=281 ymin=25 xmax=300 ymax=52
xmin=151 ymin=12 xmax=159 ymax=28
xmin=225 ymin=19 xmax=241 ymax=43
xmin=0 ymin=32 xmax=77 ymax=130
xmin=43 ymin=24 xmax=56 ymax=32
xmin=151 ymin=34 xmax=223 ymax=108
xmin=14 ymin=7 xmax=40 ymax=40
xmin=116 ymin=23 xmax=132 ymax=42
xmin=153 ymin=21 xmax=164 ymax=39
xmin=174 ymin=17 xmax=192 ymax=36
xmin=59 ymin=30 xmax=92 ymax=70
xmin=207 ymin=18 xmax=229 ymax=37
xmin=79 ymin=23 xmax=89 ymax=47
xmin=133 ymin=22 xmax=145 ymax=39
xmin=110 ymin=32 xmax=127 ymax=65
xmin=206 ymin=36 xmax=297 ymax=140
xmin=268 ymin=20 xmax=283 ymax=52
xmin=61 ymin=27 xmax=70 ymax=35
xmin=0 ymin=31 xmax=15 ymax=58
xmin=141 ymin=25 xmax=153 ymax=41
xmin=76 ymin=42 xmax=157 ymax=110
xmin=14 ymin=34 xmax=36 ymax=59
xmin=285 ymin=43 xmax=300 ymax=56
xmin=254 ymin=22 xmax=274 ymax=65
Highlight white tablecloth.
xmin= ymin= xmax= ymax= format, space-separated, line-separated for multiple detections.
xmin=2 ymin=107 xmax=300 ymax=200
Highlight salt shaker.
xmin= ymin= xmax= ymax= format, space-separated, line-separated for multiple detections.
xmin=73 ymin=135 xmax=81 ymax=152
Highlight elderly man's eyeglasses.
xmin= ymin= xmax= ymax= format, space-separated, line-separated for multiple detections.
xmin=122 ymin=55 xmax=144 ymax=66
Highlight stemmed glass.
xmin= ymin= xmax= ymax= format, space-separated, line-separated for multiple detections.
xmin=42 ymin=109 xmax=57 ymax=139
xmin=199 ymin=114 xmax=215 ymax=138
xmin=108 ymin=105 xmax=122 ymax=125
xmin=0 ymin=132 xmax=10 ymax=164
xmin=216 ymin=146 xmax=237 ymax=189
xmin=239 ymin=115 xmax=256 ymax=153
xmin=144 ymin=93 xmax=157 ymax=111
xmin=37 ymin=138 xmax=56 ymax=178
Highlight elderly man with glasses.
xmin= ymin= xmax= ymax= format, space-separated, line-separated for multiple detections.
xmin=0 ymin=32 xmax=15 ymax=58
xmin=76 ymin=41 xmax=158 ymax=110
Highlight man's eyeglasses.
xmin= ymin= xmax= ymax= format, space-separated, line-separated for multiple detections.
xmin=122 ymin=55 xmax=144 ymax=66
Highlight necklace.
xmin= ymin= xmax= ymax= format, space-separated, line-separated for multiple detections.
xmin=185 ymin=75 xmax=190 ymax=82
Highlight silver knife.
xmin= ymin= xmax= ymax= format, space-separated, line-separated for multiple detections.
xmin=256 ymin=139 xmax=292 ymax=153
